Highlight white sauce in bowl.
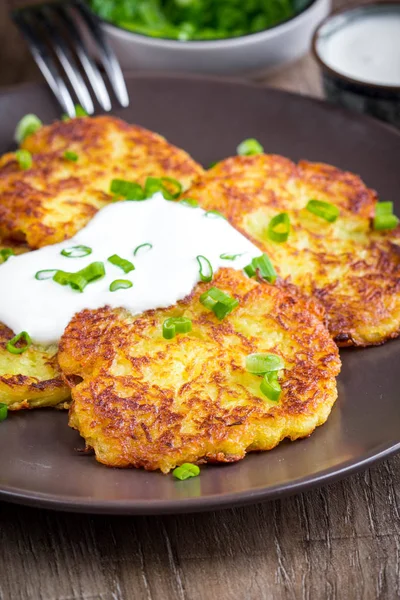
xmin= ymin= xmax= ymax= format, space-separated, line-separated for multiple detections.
xmin=317 ymin=12 xmax=400 ymax=86
xmin=0 ymin=194 xmax=260 ymax=344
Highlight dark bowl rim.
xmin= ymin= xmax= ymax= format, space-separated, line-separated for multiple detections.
xmin=312 ymin=0 xmax=400 ymax=93
xmin=88 ymin=0 xmax=318 ymax=47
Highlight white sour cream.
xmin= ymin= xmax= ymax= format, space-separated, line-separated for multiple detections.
xmin=318 ymin=12 xmax=400 ymax=86
xmin=0 ymin=194 xmax=260 ymax=344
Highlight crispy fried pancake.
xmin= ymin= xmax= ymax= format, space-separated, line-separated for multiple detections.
xmin=0 ymin=322 xmax=69 ymax=410
xmin=58 ymin=269 xmax=340 ymax=472
xmin=0 ymin=116 xmax=204 ymax=249
xmin=187 ymin=156 xmax=400 ymax=347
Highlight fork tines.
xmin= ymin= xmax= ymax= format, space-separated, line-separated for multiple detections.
xmin=12 ymin=1 xmax=129 ymax=116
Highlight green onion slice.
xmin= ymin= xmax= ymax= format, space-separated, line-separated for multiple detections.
xmin=53 ymin=262 xmax=105 ymax=293
xmin=0 ymin=402 xmax=8 ymax=422
xmin=133 ymin=243 xmax=153 ymax=256
xmin=163 ymin=317 xmax=192 ymax=340
xmin=160 ymin=177 xmax=182 ymax=199
xmin=16 ymin=149 xmax=32 ymax=170
xmin=220 ymin=253 xmax=243 ymax=260
xmin=373 ymin=214 xmax=399 ymax=231
xmin=144 ymin=176 xmax=182 ymax=200
xmin=74 ymin=104 xmax=88 ymax=117
xmin=208 ymin=161 xmax=218 ymax=169
xmin=179 ymin=198 xmax=199 ymax=208
xmin=15 ymin=114 xmax=42 ymax=144
xmin=0 ymin=248 xmax=14 ymax=264
xmin=246 ymin=353 xmax=284 ymax=375
xmin=200 ymin=287 xmax=239 ymax=320
xmin=204 ymin=210 xmax=226 ymax=220
xmin=35 ymin=269 xmax=58 ymax=281
xmin=110 ymin=179 xmax=145 ymax=201
xmin=196 ymin=255 xmax=213 ymax=282
xmin=244 ymin=254 xmax=277 ymax=284
xmin=172 ymin=463 xmax=200 ymax=480
xmin=373 ymin=202 xmax=399 ymax=230
xmin=267 ymin=212 xmax=290 ymax=243
xmin=260 ymin=372 xmax=282 ymax=402
xmin=237 ymin=138 xmax=264 ymax=156
xmin=109 ymin=279 xmax=133 ymax=292
xmin=64 ymin=150 xmax=79 ymax=162
xmin=61 ymin=245 xmax=92 ymax=258
xmin=108 ymin=254 xmax=135 ymax=273
xmin=306 ymin=199 xmax=339 ymax=223
xmin=6 ymin=331 xmax=32 ymax=355
xmin=376 ymin=201 xmax=394 ymax=216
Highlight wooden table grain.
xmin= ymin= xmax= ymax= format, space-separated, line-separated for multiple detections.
xmin=1 ymin=1 xmax=398 ymax=599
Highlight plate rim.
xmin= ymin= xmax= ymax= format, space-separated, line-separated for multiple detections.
xmin=1 ymin=441 xmax=399 ymax=514
xmin=1 ymin=72 xmax=400 ymax=515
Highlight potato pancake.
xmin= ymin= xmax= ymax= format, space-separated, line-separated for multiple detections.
xmin=187 ymin=155 xmax=400 ymax=347
xmin=0 ymin=242 xmax=67 ymax=411
xmin=58 ymin=269 xmax=340 ymax=472
xmin=0 ymin=322 xmax=69 ymax=410
xmin=0 ymin=116 xmax=204 ymax=249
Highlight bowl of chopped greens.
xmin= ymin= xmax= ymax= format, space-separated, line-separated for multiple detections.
xmin=88 ymin=0 xmax=331 ymax=76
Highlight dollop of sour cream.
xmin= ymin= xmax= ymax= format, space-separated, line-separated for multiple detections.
xmin=319 ymin=12 xmax=400 ymax=87
xmin=0 ymin=194 xmax=260 ymax=344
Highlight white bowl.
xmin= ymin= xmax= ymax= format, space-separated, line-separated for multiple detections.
xmin=98 ymin=0 xmax=331 ymax=77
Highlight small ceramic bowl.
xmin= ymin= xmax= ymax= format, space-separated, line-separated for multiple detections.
xmin=313 ymin=3 xmax=400 ymax=128
xmin=94 ymin=0 xmax=330 ymax=77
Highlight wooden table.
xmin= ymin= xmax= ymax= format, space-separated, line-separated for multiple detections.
xmin=1 ymin=1 xmax=399 ymax=599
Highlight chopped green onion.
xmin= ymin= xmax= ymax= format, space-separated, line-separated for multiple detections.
xmin=306 ymin=199 xmax=339 ymax=223
xmin=108 ymin=254 xmax=135 ymax=274
xmin=237 ymin=138 xmax=264 ymax=156
xmin=267 ymin=212 xmax=290 ymax=243
xmin=196 ymin=255 xmax=213 ymax=282
xmin=61 ymin=245 xmax=92 ymax=258
xmin=109 ymin=279 xmax=133 ymax=292
xmin=376 ymin=201 xmax=394 ymax=216
xmin=373 ymin=202 xmax=399 ymax=230
xmin=110 ymin=179 xmax=145 ymax=200
xmin=244 ymin=254 xmax=277 ymax=283
xmin=64 ymin=150 xmax=79 ymax=162
xmin=208 ymin=161 xmax=218 ymax=169
xmin=74 ymin=104 xmax=88 ymax=117
xmin=15 ymin=114 xmax=42 ymax=144
xmin=172 ymin=463 xmax=200 ymax=480
xmin=260 ymin=372 xmax=282 ymax=402
xmin=0 ymin=402 xmax=7 ymax=422
xmin=200 ymin=287 xmax=239 ymax=320
xmin=6 ymin=331 xmax=32 ymax=355
xmin=163 ymin=316 xmax=192 ymax=339
xmin=160 ymin=177 xmax=182 ymax=199
xmin=220 ymin=253 xmax=243 ymax=260
xmin=374 ymin=214 xmax=399 ymax=230
xmin=60 ymin=105 xmax=88 ymax=121
xmin=246 ymin=353 xmax=284 ymax=375
xmin=204 ymin=210 xmax=226 ymax=220
xmin=143 ymin=176 xmax=182 ymax=200
xmin=35 ymin=269 xmax=58 ymax=281
xmin=133 ymin=243 xmax=153 ymax=256
xmin=16 ymin=149 xmax=32 ymax=170
xmin=179 ymin=198 xmax=199 ymax=208
xmin=0 ymin=248 xmax=14 ymax=264
xmin=53 ymin=262 xmax=105 ymax=293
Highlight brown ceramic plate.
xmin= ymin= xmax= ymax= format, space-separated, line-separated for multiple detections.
xmin=0 ymin=74 xmax=399 ymax=515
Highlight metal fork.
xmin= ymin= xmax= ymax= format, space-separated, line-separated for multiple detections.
xmin=12 ymin=0 xmax=129 ymax=116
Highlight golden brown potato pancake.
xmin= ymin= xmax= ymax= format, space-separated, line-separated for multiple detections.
xmin=0 ymin=116 xmax=204 ymax=249
xmin=58 ymin=269 xmax=340 ymax=472
xmin=0 ymin=321 xmax=69 ymax=410
xmin=187 ymin=155 xmax=400 ymax=347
